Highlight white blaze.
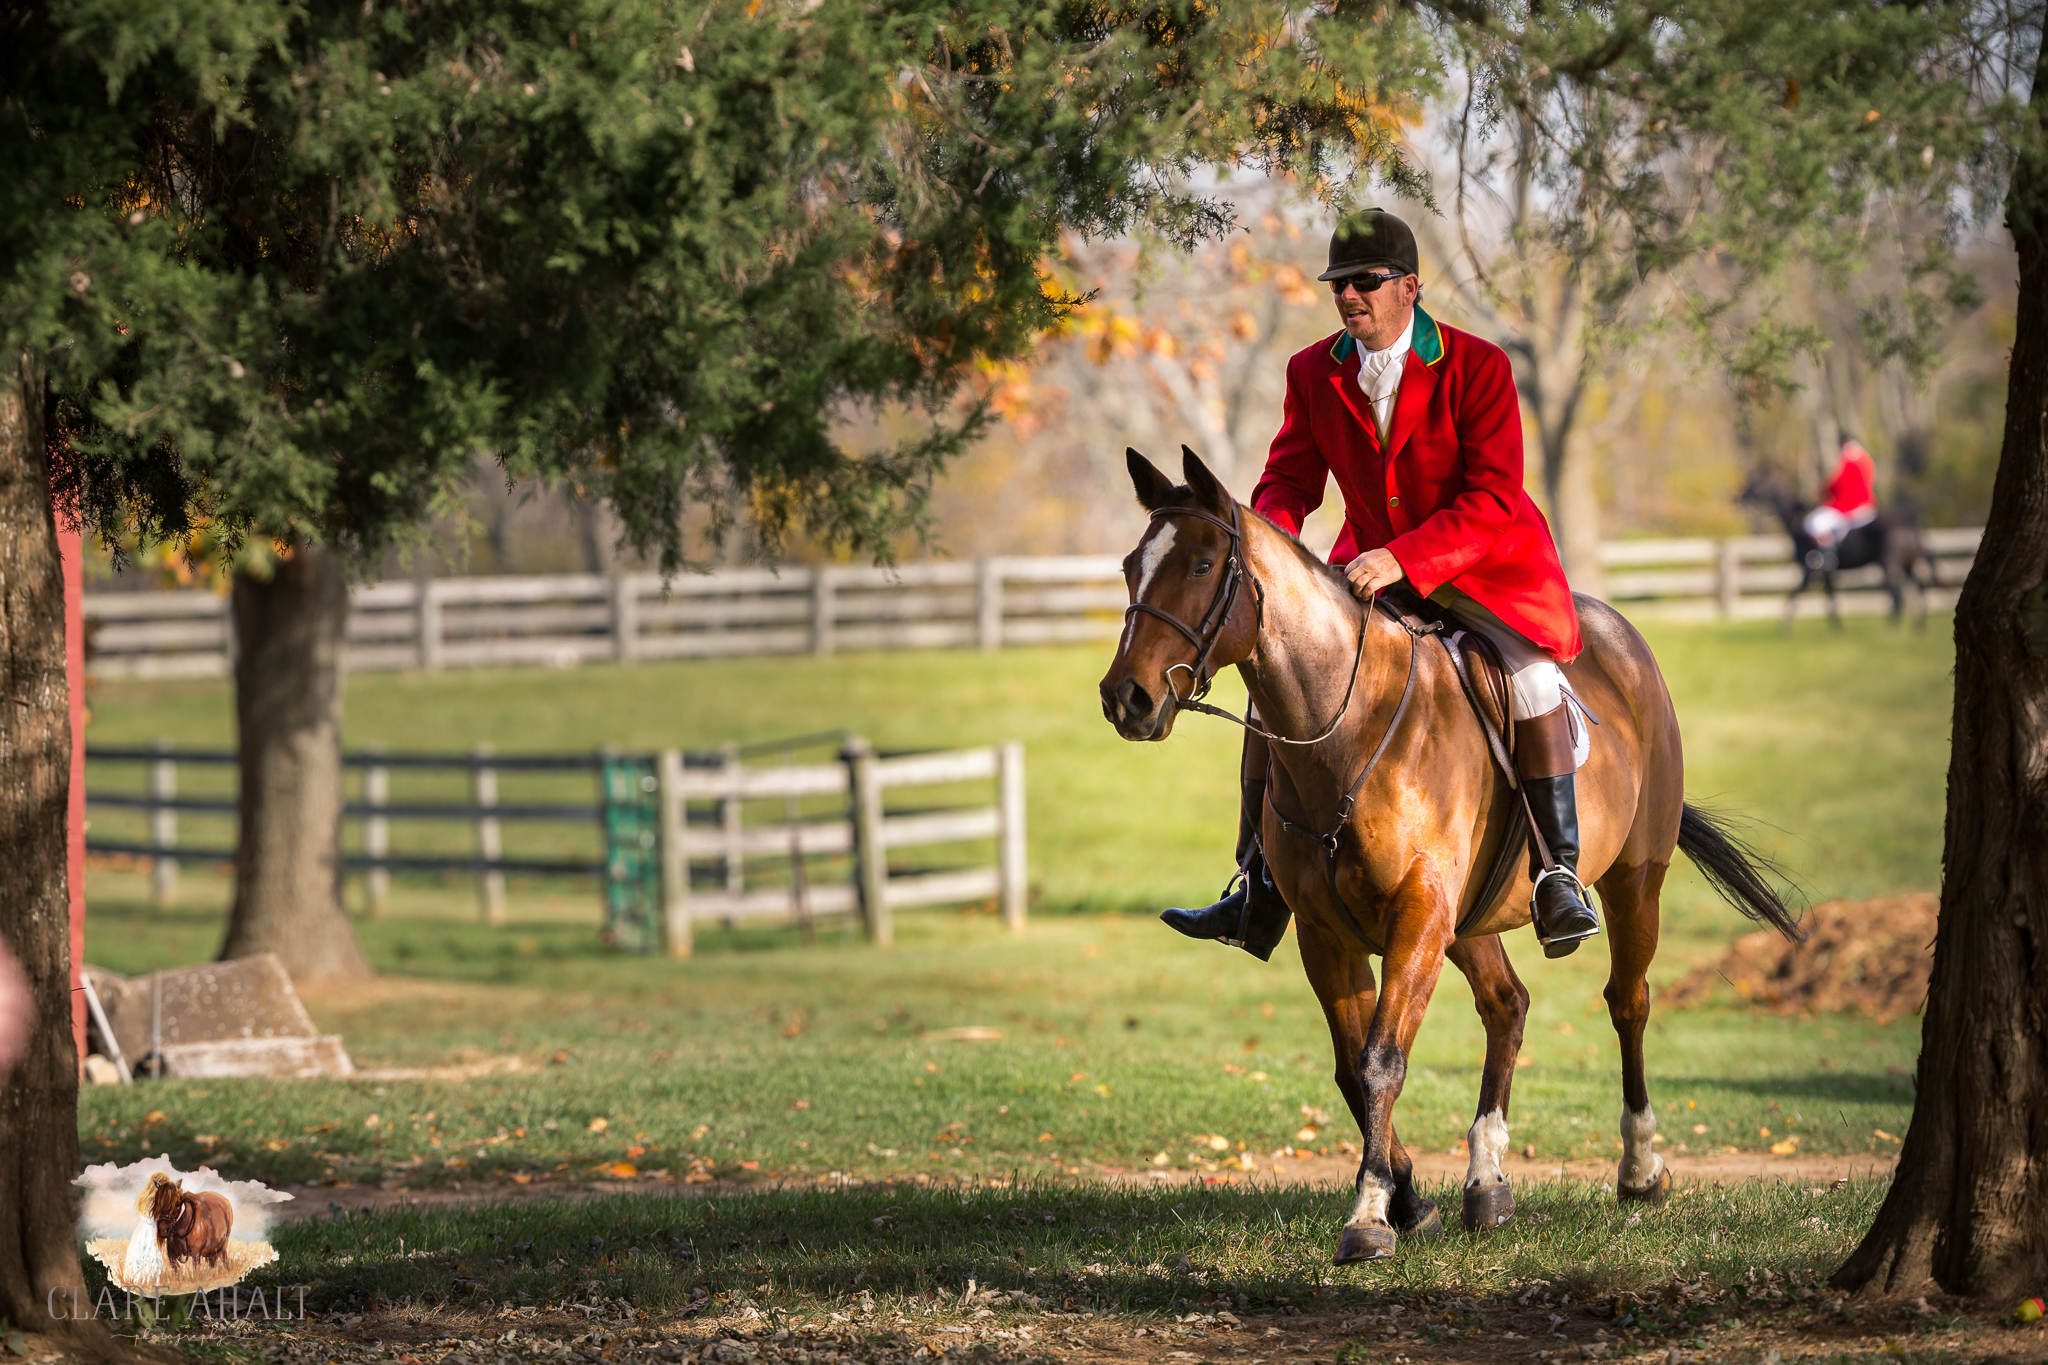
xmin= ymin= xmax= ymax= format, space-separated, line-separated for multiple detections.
xmin=1464 ymin=1108 xmax=1510 ymax=1189
xmin=1618 ymin=1104 xmax=1664 ymax=1189
xmin=1117 ymin=522 xmax=1178 ymax=657
xmin=1136 ymin=522 xmax=1177 ymax=599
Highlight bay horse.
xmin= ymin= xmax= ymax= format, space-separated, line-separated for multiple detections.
xmin=141 ymin=1172 xmax=234 ymax=1269
xmin=1100 ymin=447 xmax=1801 ymax=1264
xmin=1736 ymin=469 xmax=1939 ymax=631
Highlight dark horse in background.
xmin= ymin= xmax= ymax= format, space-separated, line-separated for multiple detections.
xmin=1736 ymin=470 xmax=1940 ymax=631
xmin=1101 ymin=448 xmax=1802 ymax=1264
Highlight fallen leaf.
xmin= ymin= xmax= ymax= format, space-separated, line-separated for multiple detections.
xmin=587 ymin=1117 xmax=609 ymax=1134
xmin=1771 ymin=1136 xmax=1801 ymax=1156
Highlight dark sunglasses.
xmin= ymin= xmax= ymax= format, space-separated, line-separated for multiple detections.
xmin=1328 ymin=271 xmax=1408 ymax=295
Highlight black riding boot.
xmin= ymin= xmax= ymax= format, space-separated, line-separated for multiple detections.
xmin=1160 ymin=773 xmax=1293 ymax=962
xmin=1516 ymin=704 xmax=1601 ymax=959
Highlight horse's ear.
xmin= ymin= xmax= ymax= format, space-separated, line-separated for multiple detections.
xmin=1181 ymin=445 xmax=1232 ymax=514
xmin=1127 ymin=448 xmax=1175 ymax=512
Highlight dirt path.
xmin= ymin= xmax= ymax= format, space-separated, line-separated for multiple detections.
xmin=275 ymin=1149 xmax=1895 ymax=1223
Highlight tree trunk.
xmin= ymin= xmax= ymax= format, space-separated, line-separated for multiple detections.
xmin=1543 ymin=423 xmax=1606 ymax=596
xmin=0 ymin=348 xmax=98 ymax=1342
xmin=218 ymin=542 xmax=371 ymax=982
xmin=1833 ymin=49 xmax=2048 ymax=1302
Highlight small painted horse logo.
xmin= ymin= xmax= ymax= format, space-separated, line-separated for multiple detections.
xmin=142 ymin=1172 xmax=234 ymax=1270
xmin=81 ymin=1162 xmax=282 ymax=1296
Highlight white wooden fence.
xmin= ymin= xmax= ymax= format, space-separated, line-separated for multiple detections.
xmin=655 ymin=739 xmax=1026 ymax=957
xmin=82 ymin=529 xmax=1982 ymax=679
xmin=88 ymin=737 xmax=1027 ymax=956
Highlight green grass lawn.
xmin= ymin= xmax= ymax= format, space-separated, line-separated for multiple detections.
xmin=74 ymin=615 xmax=1947 ymax=1187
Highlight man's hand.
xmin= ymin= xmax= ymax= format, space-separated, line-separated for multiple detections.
xmin=1344 ymin=548 xmax=1406 ymax=598
xmin=0 ymin=939 xmax=29 ymax=1079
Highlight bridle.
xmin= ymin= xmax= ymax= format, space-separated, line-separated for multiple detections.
xmin=1122 ymin=500 xmax=1370 ymax=747
xmin=1121 ymin=502 xmax=1256 ymax=709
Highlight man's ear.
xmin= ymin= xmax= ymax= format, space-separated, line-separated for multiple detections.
xmin=1127 ymin=448 xmax=1176 ymax=511
xmin=1181 ymin=446 xmax=1232 ymax=515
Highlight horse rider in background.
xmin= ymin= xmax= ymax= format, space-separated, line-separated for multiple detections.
xmin=1802 ymin=435 xmax=1880 ymax=563
xmin=1160 ymin=208 xmax=1604 ymax=963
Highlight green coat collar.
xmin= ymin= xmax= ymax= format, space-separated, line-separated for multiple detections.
xmin=1328 ymin=305 xmax=1445 ymax=367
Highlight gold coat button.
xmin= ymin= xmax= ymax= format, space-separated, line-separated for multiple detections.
xmin=1388 ymin=495 xmax=1401 ymax=507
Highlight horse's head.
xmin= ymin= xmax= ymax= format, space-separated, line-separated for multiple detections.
xmin=144 ymin=1174 xmax=183 ymax=1231
xmin=1098 ymin=446 xmax=1259 ymax=741
xmin=1736 ymin=466 xmax=1790 ymax=514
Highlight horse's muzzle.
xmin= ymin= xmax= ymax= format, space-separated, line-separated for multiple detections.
xmin=1100 ymin=675 xmax=1175 ymax=741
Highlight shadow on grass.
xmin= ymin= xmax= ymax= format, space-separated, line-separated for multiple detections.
xmin=104 ymin=1179 xmax=1888 ymax=1321
xmin=1678 ymin=1072 xmax=1916 ymax=1104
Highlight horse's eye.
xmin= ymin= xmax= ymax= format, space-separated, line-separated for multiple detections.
xmin=1192 ymin=559 xmax=1215 ymax=577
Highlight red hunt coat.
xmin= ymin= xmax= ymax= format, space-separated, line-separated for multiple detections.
xmin=1821 ymin=441 xmax=1877 ymax=515
xmin=1250 ymin=306 xmax=1583 ymax=663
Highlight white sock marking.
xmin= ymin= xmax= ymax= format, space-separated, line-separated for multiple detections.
xmin=1346 ymin=1175 xmax=1392 ymax=1227
xmin=1618 ymin=1104 xmax=1664 ymax=1189
xmin=1464 ymin=1108 xmax=1509 ymax=1189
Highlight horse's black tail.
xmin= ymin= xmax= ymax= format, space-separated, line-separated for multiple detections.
xmin=1677 ymin=803 xmax=1805 ymax=942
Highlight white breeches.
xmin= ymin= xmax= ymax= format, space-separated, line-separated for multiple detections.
xmin=1428 ymin=587 xmax=1567 ymax=720
xmin=1803 ymin=503 xmax=1877 ymax=547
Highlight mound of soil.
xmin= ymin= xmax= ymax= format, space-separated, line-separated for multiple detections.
xmin=1665 ymin=892 xmax=1937 ymax=1023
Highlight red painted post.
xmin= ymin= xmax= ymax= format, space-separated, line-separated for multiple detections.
xmin=59 ymin=520 xmax=85 ymax=1074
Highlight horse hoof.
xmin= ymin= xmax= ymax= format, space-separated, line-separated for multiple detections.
xmin=1461 ymin=1181 xmax=1515 ymax=1231
xmin=1334 ymin=1223 xmax=1397 ymax=1264
xmin=1618 ymin=1165 xmax=1673 ymax=1205
xmin=1397 ymin=1201 xmax=1444 ymax=1240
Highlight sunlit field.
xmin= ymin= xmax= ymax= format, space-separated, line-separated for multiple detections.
xmin=77 ymin=614 xmax=1947 ymax=1186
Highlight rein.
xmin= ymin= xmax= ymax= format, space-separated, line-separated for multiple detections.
xmin=1123 ymin=503 xmax=1441 ymax=947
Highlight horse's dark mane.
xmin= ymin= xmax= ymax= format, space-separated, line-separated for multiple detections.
xmin=1151 ymin=485 xmax=1354 ymax=590
xmin=1147 ymin=483 xmax=1363 ymax=620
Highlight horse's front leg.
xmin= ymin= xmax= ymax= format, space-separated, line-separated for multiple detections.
xmin=1334 ymin=869 xmax=1454 ymax=1264
xmin=1298 ymin=920 xmax=1440 ymax=1245
xmin=1781 ymin=567 xmax=1811 ymax=635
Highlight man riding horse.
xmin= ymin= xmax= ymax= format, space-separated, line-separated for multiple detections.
xmin=1802 ymin=434 xmax=1879 ymax=562
xmin=1162 ymin=208 xmax=1603 ymax=961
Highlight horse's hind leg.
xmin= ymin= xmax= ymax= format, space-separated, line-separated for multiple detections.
xmin=1446 ymin=936 xmax=1528 ymax=1230
xmin=1597 ymin=857 xmax=1674 ymax=1203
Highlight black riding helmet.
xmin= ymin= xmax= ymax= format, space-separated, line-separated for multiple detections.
xmin=1318 ymin=209 xmax=1420 ymax=282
